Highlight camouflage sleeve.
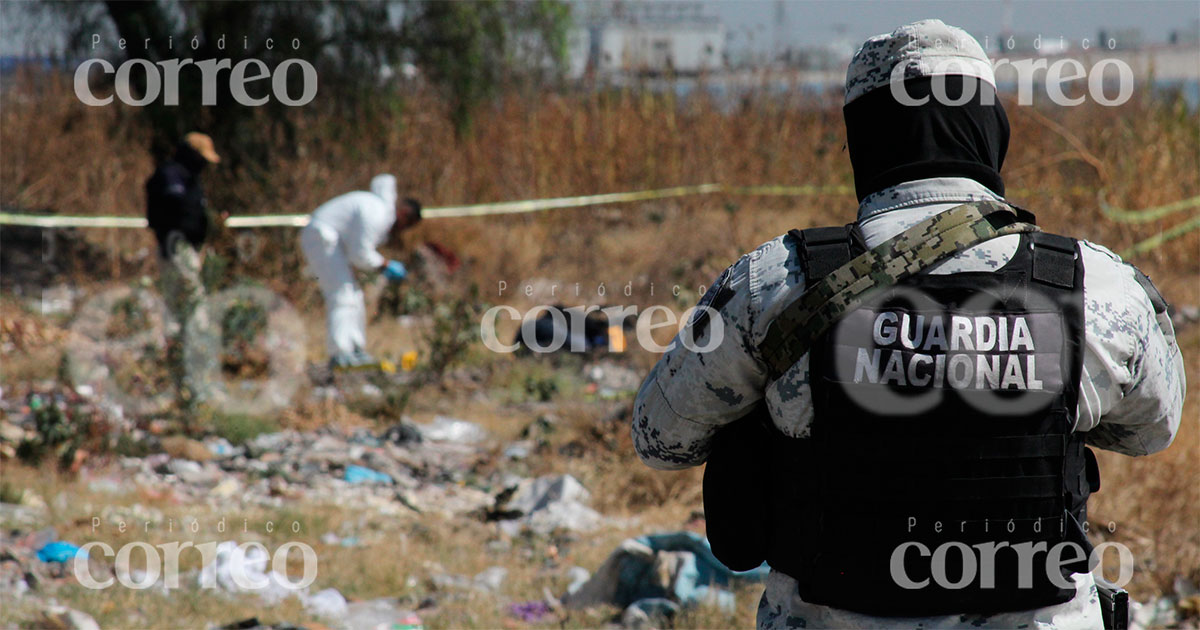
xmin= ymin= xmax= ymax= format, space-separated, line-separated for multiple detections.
xmin=1075 ymin=241 xmax=1186 ymax=456
xmin=632 ymin=254 xmax=768 ymax=470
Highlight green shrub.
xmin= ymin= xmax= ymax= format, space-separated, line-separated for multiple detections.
xmin=206 ymin=412 xmax=279 ymax=445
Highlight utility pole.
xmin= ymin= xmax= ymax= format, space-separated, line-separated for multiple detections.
xmin=773 ymin=0 xmax=785 ymax=65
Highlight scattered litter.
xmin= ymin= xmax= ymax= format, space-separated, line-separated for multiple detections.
xmin=38 ymin=285 xmax=76 ymax=316
xmin=216 ymin=619 xmax=307 ymax=630
xmin=0 ymin=420 xmax=25 ymax=443
xmin=37 ymin=605 xmax=100 ymax=630
xmin=473 ymin=566 xmax=508 ymax=593
xmin=563 ymin=531 xmax=768 ymax=616
xmin=198 ymin=540 xmax=306 ymax=604
xmin=304 ymin=587 xmax=348 ymax=617
xmin=508 ymin=474 xmax=589 ymax=514
xmin=204 ymin=436 xmax=240 ymax=459
xmin=496 ymin=474 xmax=604 ymax=534
xmin=419 ymin=416 xmax=488 ymax=444
xmin=341 ymin=599 xmax=423 ymax=630
xmin=503 ymin=441 xmax=532 ymax=460
xmin=381 ymin=420 xmax=423 ymax=445
xmin=320 ymin=532 xmax=361 ymax=547
xmin=209 ymin=477 xmax=242 ymax=499
xmin=508 ymin=600 xmax=554 ymax=623
xmin=344 ymin=464 xmax=393 ymax=484
xmin=1134 ymin=596 xmax=1179 ymax=628
xmin=36 ymin=541 xmax=82 ymax=563
xmin=622 ymin=597 xmax=679 ymax=630
xmin=431 ymin=571 xmax=473 ymax=591
xmin=565 ymin=566 xmax=591 ymax=595
xmin=166 ymin=458 xmax=222 ymax=486
xmin=0 ymin=370 xmax=1194 ymax=627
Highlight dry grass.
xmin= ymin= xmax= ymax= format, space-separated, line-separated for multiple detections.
xmin=5 ymin=69 xmax=1194 ymax=305
xmin=1 ymin=67 xmax=1198 ymax=626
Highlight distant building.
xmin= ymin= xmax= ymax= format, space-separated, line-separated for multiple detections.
xmin=567 ymin=2 xmax=725 ymax=78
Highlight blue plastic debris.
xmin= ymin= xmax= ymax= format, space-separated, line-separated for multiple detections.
xmin=344 ymin=465 xmax=392 ymax=484
xmin=564 ymin=531 xmax=769 ymax=614
xmin=37 ymin=541 xmax=83 ymax=563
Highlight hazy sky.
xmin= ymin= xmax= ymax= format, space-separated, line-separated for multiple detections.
xmin=709 ymin=0 xmax=1200 ymax=52
xmin=2 ymin=0 xmax=1197 ymax=57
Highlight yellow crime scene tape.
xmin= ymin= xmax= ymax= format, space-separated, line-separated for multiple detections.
xmin=0 ymin=214 xmax=150 ymax=229
xmin=1 ymin=185 xmax=1196 ymax=259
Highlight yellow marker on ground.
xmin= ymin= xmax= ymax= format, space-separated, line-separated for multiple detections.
xmin=401 ymin=351 xmax=419 ymax=371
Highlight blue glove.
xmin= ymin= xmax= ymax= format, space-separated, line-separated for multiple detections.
xmin=383 ymin=260 xmax=407 ymax=283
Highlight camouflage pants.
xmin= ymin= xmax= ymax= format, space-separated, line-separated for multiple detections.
xmin=159 ymin=233 xmax=209 ymax=411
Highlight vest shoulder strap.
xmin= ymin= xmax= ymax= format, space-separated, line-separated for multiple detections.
xmin=763 ymin=202 xmax=1037 ymax=379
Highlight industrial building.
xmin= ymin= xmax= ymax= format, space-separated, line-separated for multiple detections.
xmin=568 ymin=2 xmax=726 ymax=77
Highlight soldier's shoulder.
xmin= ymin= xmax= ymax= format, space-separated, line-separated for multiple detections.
xmin=1076 ymin=239 xmax=1124 ymax=263
xmin=1076 ymin=239 xmax=1169 ymax=316
xmin=1075 ymin=239 xmax=1138 ymax=285
xmin=743 ymin=231 xmax=804 ymax=282
xmin=738 ymin=233 xmax=809 ymax=332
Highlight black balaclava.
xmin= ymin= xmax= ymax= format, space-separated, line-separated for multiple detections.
xmin=843 ymin=75 xmax=1009 ymax=202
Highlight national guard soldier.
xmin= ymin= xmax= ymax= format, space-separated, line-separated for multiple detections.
xmin=632 ymin=20 xmax=1185 ymax=629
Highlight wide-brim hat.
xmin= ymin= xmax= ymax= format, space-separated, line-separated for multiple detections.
xmin=183 ymin=132 xmax=221 ymax=164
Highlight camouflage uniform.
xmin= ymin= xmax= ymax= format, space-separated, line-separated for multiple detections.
xmin=632 ymin=176 xmax=1186 ymax=629
xmin=842 ymin=19 xmax=996 ymax=105
xmin=147 ymin=132 xmax=220 ymax=411
xmin=159 ymin=231 xmax=209 ymax=409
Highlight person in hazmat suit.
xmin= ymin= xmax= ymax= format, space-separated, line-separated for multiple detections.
xmin=300 ymin=174 xmax=422 ymax=368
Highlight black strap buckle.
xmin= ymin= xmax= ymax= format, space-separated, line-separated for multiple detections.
xmin=789 ymin=225 xmax=854 ymax=285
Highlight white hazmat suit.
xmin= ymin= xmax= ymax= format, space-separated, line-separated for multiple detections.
xmin=300 ymin=174 xmax=398 ymax=360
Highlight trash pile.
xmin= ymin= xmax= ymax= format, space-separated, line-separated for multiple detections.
xmin=562 ymin=532 xmax=769 ymax=628
xmin=0 ymin=521 xmax=429 ymax=630
xmin=83 ymin=417 xmax=627 ymax=537
xmin=2 ymin=384 xmax=727 ymax=629
xmin=106 ymin=421 xmax=497 ymax=519
xmin=5 ymin=378 xmax=1198 ymax=629
xmin=0 ymin=385 xmax=125 ymax=469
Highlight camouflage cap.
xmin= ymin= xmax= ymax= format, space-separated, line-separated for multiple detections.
xmin=845 ymin=19 xmax=994 ymax=105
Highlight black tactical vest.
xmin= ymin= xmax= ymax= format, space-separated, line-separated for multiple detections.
xmin=763 ymin=226 xmax=1097 ymax=616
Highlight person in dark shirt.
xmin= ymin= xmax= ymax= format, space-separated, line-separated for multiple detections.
xmin=146 ymin=132 xmax=220 ymax=412
xmin=146 ymin=132 xmax=220 ymax=258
